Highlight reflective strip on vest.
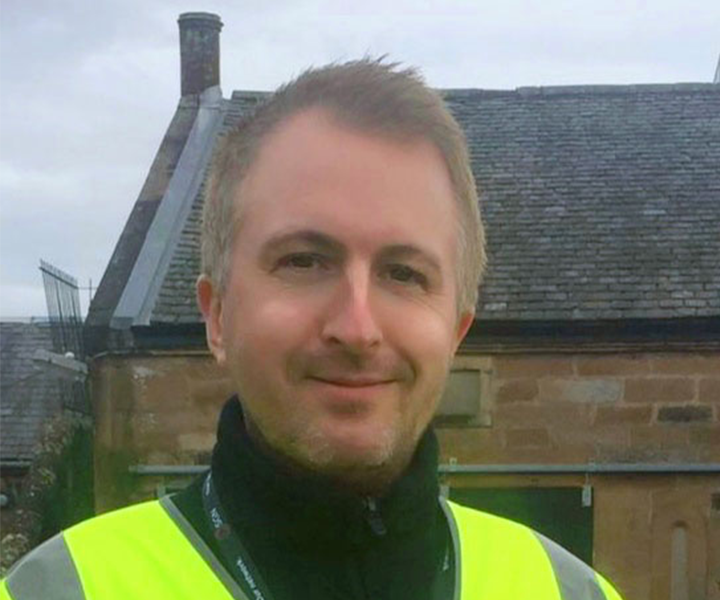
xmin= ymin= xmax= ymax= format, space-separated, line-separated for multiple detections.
xmin=3 ymin=533 xmax=84 ymax=600
xmin=159 ymin=496 xmax=251 ymax=600
xmin=63 ymin=499 xmax=241 ymax=600
xmin=534 ymin=532 xmax=606 ymax=600
xmin=444 ymin=499 xmax=622 ymax=600
xmin=535 ymin=530 xmax=628 ymax=600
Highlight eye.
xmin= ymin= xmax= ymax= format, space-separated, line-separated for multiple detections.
xmin=385 ymin=264 xmax=428 ymax=287
xmin=276 ymin=252 xmax=328 ymax=271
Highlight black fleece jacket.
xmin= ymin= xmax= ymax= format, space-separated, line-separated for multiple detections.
xmin=172 ymin=397 xmax=453 ymax=600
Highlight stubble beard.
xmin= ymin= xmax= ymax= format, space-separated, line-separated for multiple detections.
xmin=245 ymin=397 xmax=426 ymax=495
xmin=262 ymin=384 xmax=445 ymax=495
xmin=295 ymin=412 xmax=407 ymax=492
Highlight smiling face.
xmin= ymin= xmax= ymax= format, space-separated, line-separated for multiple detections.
xmin=198 ymin=109 xmax=473 ymax=491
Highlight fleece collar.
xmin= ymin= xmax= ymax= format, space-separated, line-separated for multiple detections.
xmin=211 ymin=396 xmax=442 ymax=551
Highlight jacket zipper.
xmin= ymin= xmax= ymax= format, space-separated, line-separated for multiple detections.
xmin=363 ymin=497 xmax=387 ymax=536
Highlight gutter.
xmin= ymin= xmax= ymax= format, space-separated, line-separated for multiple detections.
xmin=463 ymin=316 xmax=720 ymax=352
xmin=117 ymin=316 xmax=720 ymax=353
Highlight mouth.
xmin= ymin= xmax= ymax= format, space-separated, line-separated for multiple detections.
xmin=306 ymin=375 xmax=398 ymax=414
xmin=309 ymin=376 xmax=394 ymax=388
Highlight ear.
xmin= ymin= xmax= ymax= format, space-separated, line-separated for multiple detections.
xmin=453 ymin=310 xmax=474 ymax=353
xmin=196 ymin=274 xmax=227 ymax=366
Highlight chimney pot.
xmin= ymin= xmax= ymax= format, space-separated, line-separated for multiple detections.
xmin=178 ymin=12 xmax=223 ymax=97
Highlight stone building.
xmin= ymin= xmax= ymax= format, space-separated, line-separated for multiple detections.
xmin=85 ymin=13 xmax=720 ymax=600
xmin=1 ymin=321 xmax=67 ymax=529
xmin=0 ymin=321 xmax=93 ymax=570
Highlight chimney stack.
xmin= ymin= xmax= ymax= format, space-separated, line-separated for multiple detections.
xmin=178 ymin=12 xmax=223 ymax=97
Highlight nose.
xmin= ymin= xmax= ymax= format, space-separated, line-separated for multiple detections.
xmin=320 ymin=264 xmax=382 ymax=354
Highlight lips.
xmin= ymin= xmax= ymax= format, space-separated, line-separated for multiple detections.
xmin=309 ymin=376 xmax=394 ymax=387
xmin=307 ymin=376 xmax=395 ymax=410
xmin=298 ymin=353 xmax=412 ymax=389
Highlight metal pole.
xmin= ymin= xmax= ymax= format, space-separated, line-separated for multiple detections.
xmin=129 ymin=465 xmax=208 ymax=475
xmin=438 ymin=463 xmax=720 ymax=475
xmin=128 ymin=463 xmax=720 ymax=476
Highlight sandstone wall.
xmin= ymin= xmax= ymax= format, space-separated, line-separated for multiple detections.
xmin=439 ymin=352 xmax=719 ymax=464
xmin=90 ymin=352 xmax=233 ymax=511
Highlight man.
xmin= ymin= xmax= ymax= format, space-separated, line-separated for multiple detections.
xmin=2 ymin=60 xmax=623 ymax=600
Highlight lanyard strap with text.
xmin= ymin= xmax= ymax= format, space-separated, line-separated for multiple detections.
xmin=202 ymin=472 xmax=276 ymax=600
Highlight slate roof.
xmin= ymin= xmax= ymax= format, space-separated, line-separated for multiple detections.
xmin=0 ymin=322 xmax=63 ymax=463
xmin=146 ymin=83 xmax=719 ymax=325
xmin=454 ymin=84 xmax=720 ymax=320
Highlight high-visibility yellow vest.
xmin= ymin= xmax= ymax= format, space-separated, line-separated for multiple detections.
xmin=1 ymin=496 xmax=623 ymax=600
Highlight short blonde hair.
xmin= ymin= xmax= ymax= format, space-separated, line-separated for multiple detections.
xmin=202 ymin=58 xmax=486 ymax=313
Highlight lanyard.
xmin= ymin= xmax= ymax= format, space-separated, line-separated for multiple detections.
xmin=202 ymin=471 xmax=454 ymax=600
xmin=202 ymin=472 xmax=276 ymax=600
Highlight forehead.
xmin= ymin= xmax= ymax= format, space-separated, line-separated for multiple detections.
xmin=234 ymin=108 xmax=458 ymax=262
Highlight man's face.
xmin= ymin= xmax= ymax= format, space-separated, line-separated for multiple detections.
xmin=199 ymin=109 xmax=473 ymax=488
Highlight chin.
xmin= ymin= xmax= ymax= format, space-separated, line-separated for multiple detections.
xmin=294 ymin=424 xmax=419 ymax=488
xmin=288 ymin=419 xmax=384 ymax=462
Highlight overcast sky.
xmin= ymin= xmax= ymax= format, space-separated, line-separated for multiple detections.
xmin=1 ymin=0 xmax=718 ymax=318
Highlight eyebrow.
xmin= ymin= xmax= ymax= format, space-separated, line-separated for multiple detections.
xmin=259 ymin=228 xmax=444 ymax=275
xmin=378 ymin=244 xmax=444 ymax=277
xmin=258 ymin=229 xmax=345 ymax=262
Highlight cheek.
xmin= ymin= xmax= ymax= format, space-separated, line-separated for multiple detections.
xmin=394 ymin=310 xmax=458 ymax=364
xmin=256 ymin=296 xmax=322 ymax=343
xmin=225 ymin=292 xmax=320 ymax=364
